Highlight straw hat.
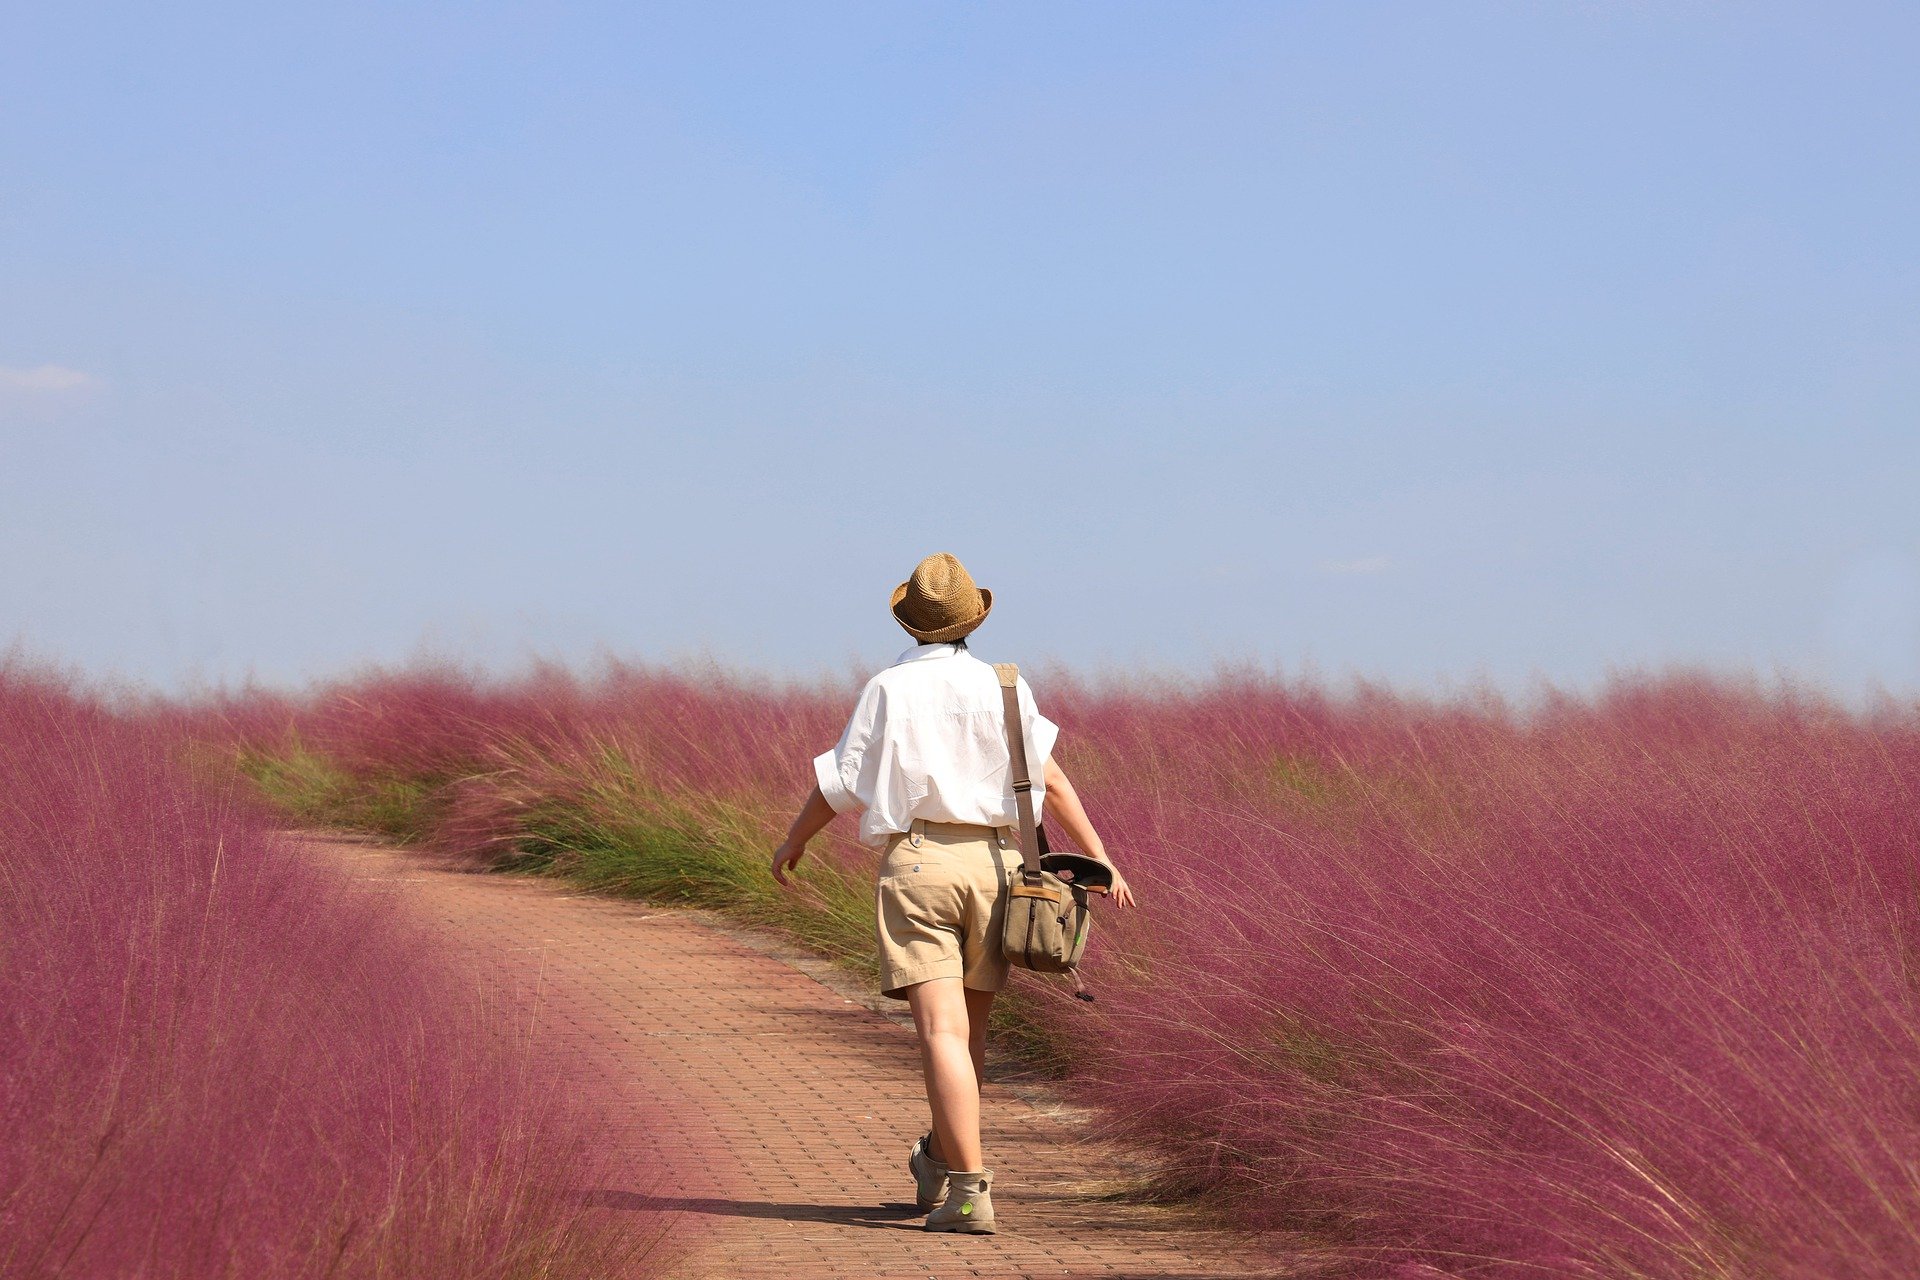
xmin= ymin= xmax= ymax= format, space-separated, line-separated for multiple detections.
xmin=890 ymin=552 xmax=993 ymax=642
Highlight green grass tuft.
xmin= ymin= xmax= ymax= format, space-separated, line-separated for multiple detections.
xmin=235 ymin=742 xmax=441 ymax=844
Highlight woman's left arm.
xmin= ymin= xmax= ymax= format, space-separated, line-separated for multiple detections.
xmin=1041 ymin=757 xmax=1137 ymax=909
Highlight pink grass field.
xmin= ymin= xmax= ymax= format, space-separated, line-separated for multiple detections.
xmin=0 ymin=664 xmax=680 ymax=1279
xmin=225 ymin=658 xmax=1920 ymax=1277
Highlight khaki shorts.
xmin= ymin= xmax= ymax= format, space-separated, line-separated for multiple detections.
xmin=875 ymin=819 xmax=1025 ymax=1001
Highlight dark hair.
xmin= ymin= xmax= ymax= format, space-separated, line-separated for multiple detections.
xmin=950 ymin=636 xmax=969 ymax=650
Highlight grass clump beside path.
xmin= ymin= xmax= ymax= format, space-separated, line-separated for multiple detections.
xmin=2 ymin=664 xmax=685 ymax=1280
xmin=244 ymin=740 xmax=444 ymax=843
xmin=238 ymin=738 xmax=879 ymax=962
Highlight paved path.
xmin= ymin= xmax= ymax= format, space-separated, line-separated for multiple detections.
xmin=311 ymin=836 xmax=1295 ymax=1280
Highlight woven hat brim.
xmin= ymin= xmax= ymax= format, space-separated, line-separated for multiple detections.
xmin=890 ymin=584 xmax=992 ymax=642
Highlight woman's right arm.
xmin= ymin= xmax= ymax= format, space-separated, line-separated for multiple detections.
xmin=774 ymin=682 xmax=880 ymax=887
xmin=770 ymin=783 xmax=838 ymax=886
xmin=1041 ymin=756 xmax=1136 ymax=909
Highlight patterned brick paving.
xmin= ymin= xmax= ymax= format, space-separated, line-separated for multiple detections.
xmin=310 ymin=837 xmax=1299 ymax=1279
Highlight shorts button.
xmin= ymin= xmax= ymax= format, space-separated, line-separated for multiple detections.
xmin=912 ymin=864 xmax=921 ymax=872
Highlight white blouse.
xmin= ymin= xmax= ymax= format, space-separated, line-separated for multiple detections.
xmin=812 ymin=642 xmax=1062 ymax=848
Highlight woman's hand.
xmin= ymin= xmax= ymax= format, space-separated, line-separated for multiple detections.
xmin=770 ymin=839 xmax=806 ymax=886
xmin=1062 ymin=854 xmax=1136 ymax=909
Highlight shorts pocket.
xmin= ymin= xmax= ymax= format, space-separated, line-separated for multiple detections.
xmin=878 ymin=849 xmax=965 ymax=931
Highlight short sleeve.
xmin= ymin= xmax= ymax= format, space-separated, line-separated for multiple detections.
xmin=812 ymin=681 xmax=884 ymax=814
xmin=1017 ymin=675 xmax=1060 ymax=775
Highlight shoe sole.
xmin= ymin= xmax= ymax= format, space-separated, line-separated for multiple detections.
xmin=925 ymin=1220 xmax=996 ymax=1234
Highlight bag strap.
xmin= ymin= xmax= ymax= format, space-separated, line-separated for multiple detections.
xmin=992 ymin=662 xmax=1044 ymax=885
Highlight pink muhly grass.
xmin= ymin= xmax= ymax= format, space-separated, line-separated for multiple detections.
xmin=234 ymin=658 xmax=1920 ymax=1275
xmin=1058 ymin=672 xmax=1920 ymax=1275
xmin=0 ymin=666 xmax=678 ymax=1278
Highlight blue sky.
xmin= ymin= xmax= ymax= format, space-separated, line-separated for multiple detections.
xmin=3 ymin=2 xmax=1917 ymax=696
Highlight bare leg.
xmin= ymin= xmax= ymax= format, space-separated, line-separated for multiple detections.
xmin=965 ymin=985 xmax=995 ymax=1093
xmin=906 ymin=978 xmax=985 ymax=1172
xmin=920 ymin=985 xmax=996 ymax=1167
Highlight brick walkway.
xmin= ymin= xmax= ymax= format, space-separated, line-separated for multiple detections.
xmin=310 ymin=837 xmax=1299 ymax=1280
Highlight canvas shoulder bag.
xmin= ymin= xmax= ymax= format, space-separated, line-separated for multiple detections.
xmin=992 ymin=662 xmax=1093 ymax=974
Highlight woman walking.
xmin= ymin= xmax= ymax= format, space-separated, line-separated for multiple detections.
xmin=769 ymin=552 xmax=1134 ymax=1234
